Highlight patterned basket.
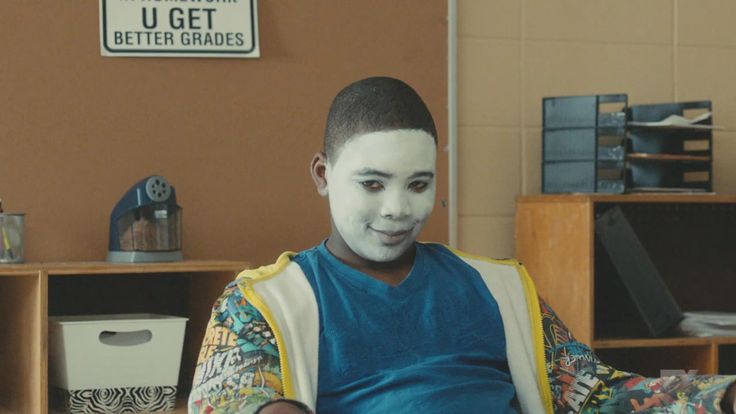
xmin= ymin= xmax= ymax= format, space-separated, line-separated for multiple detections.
xmin=51 ymin=386 xmax=177 ymax=414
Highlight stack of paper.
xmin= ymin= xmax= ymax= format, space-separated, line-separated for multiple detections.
xmin=628 ymin=111 xmax=724 ymax=130
xmin=679 ymin=311 xmax=736 ymax=337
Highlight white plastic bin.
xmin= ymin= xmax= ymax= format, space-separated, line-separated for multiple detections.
xmin=49 ymin=313 xmax=188 ymax=413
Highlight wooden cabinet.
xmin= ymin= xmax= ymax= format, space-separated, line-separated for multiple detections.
xmin=515 ymin=194 xmax=736 ymax=376
xmin=0 ymin=260 xmax=247 ymax=414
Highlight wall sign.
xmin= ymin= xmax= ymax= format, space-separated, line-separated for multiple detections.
xmin=99 ymin=0 xmax=259 ymax=58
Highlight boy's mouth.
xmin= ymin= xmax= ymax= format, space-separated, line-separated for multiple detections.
xmin=369 ymin=227 xmax=413 ymax=245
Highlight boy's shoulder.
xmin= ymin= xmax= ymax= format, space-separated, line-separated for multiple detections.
xmin=420 ymin=242 xmax=522 ymax=268
xmin=234 ymin=251 xmax=301 ymax=284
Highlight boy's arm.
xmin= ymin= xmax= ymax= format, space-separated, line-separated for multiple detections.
xmin=188 ymin=282 xmax=284 ymax=414
xmin=540 ymin=297 xmax=736 ymax=414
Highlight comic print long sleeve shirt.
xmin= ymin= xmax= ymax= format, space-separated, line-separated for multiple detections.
xmin=540 ymin=298 xmax=736 ymax=413
xmin=189 ymin=282 xmax=736 ymax=414
xmin=189 ymin=282 xmax=283 ymax=413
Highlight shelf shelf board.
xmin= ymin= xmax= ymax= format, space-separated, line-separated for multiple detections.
xmin=172 ymin=397 xmax=188 ymax=413
xmin=0 ymin=268 xmax=44 ymax=277
xmin=627 ymin=123 xmax=718 ymax=131
xmin=518 ymin=193 xmax=736 ymax=204
xmin=627 ymin=153 xmax=711 ymax=162
xmin=0 ymin=260 xmax=249 ymax=276
xmin=594 ymin=336 xmax=736 ymax=349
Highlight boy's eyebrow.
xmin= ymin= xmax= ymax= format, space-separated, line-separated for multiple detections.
xmin=354 ymin=168 xmax=393 ymax=178
xmin=353 ymin=169 xmax=435 ymax=179
xmin=409 ymin=171 xmax=435 ymax=179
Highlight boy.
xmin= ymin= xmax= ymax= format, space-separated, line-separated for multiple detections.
xmin=189 ymin=77 xmax=736 ymax=413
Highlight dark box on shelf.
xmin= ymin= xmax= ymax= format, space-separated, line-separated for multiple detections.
xmin=595 ymin=206 xmax=683 ymax=338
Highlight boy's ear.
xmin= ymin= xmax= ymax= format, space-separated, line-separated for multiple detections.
xmin=310 ymin=152 xmax=329 ymax=197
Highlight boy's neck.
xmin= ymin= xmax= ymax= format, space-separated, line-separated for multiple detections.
xmin=325 ymin=236 xmax=416 ymax=286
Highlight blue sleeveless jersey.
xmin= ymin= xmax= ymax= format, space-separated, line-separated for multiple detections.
xmin=293 ymin=242 xmax=517 ymax=414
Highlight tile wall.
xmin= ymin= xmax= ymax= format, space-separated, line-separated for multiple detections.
xmin=457 ymin=0 xmax=736 ymax=257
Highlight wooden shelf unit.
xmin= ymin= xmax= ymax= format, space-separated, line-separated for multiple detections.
xmin=0 ymin=260 xmax=248 ymax=414
xmin=515 ymin=194 xmax=736 ymax=377
xmin=593 ymin=336 xmax=736 ymax=349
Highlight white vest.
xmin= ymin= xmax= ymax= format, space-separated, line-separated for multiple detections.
xmin=235 ymin=248 xmax=554 ymax=413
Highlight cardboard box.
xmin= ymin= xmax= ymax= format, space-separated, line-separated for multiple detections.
xmin=49 ymin=314 xmax=188 ymax=413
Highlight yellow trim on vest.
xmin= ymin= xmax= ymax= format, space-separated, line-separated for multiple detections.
xmin=236 ymin=251 xmax=297 ymax=399
xmin=514 ymin=263 xmax=555 ymax=414
xmin=447 ymin=246 xmax=554 ymax=414
xmin=236 ymin=251 xmax=296 ymax=281
xmin=444 ymin=245 xmax=520 ymax=267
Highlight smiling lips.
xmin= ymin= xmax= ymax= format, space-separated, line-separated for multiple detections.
xmin=370 ymin=227 xmax=413 ymax=245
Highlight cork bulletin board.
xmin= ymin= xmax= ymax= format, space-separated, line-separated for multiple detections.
xmin=0 ymin=1 xmax=448 ymax=266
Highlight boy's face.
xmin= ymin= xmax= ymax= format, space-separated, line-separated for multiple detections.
xmin=322 ymin=129 xmax=436 ymax=262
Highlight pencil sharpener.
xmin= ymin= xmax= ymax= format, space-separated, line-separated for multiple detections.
xmin=107 ymin=175 xmax=183 ymax=263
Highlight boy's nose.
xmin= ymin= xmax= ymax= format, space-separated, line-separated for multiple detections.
xmin=380 ymin=191 xmax=411 ymax=219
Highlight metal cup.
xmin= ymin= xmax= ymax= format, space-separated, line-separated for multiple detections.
xmin=0 ymin=213 xmax=25 ymax=263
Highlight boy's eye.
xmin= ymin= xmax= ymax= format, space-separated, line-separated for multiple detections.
xmin=360 ymin=180 xmax=383 ymax=191
xmin=409 ymin=181 xmax=429 ymax=192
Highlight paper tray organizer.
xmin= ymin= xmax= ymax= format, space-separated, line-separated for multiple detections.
xmin=627 ymin=101 xmax=713 ymax=192
xmin=542 ymin=95 xmax=714 ymax=193
xmin=542 ymin=94 xmax=628 ymax=194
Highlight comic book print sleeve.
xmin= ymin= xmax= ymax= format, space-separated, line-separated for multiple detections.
xmin=189 ymin=281 xmax=283 ymax=414
xmin=540 ymin=297 xmax=736 ymax=414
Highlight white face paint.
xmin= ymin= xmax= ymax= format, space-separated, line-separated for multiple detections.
xmin=325 ymin=129 xmax=436 ymax=262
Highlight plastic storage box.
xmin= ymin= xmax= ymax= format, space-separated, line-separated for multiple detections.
xmin=49 ymin=313 xmax=188 ymax=414
xmin=627 ymin=101 xmax=713 ymax=192
xmin=542 ymin=94 xmax=628 ymax=193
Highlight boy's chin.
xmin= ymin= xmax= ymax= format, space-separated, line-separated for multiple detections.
xmin=354 ymin=241 xmax=415 ymax=263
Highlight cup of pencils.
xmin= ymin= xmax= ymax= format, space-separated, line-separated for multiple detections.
xmin=0 ymin=200 xmax=24 ymax=264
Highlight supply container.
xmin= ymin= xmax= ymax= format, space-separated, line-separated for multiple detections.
xmin=49 ymin=313 xmax=188 ymax=413
xmin=0 ymin=213 xmax=24 ymax=263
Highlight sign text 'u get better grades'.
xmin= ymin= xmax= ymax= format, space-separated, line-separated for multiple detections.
xmin=99 ymin=0 xmax=260 ymax=58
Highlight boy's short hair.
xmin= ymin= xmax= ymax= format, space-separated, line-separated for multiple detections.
xmin=324 ymin=77 xmax=437 ymax=161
